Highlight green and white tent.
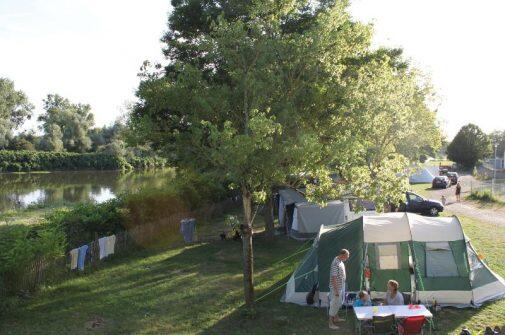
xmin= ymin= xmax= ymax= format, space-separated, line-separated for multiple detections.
xmin=290 ymin=201 xmax=353 ymax=240
xmin=282 ymin=212 xmax=505 ymax=307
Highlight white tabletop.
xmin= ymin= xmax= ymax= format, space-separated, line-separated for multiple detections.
xmin=354 ymin=305 xmax=433 ymax=321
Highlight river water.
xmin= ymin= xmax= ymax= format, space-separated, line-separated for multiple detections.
xmin=0 ymin=169 xmax=176 ymax=213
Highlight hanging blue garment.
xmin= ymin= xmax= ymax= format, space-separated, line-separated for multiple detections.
xmin=180 ymin=218 xmax=196 ymax=243
xmin=77 ymin=244 xmax=89 ymax=271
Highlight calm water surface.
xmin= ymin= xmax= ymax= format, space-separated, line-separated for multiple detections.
xmin=0 ymin=169 xmax=175 ymax=212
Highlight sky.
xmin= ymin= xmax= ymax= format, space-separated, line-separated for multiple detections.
xmin=0 ymin=0 xmax=504 ymax=139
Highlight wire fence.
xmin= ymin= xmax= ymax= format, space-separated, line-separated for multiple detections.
xmin=0 ymin=197 xmax=240 ymax=301
xmin=469 ymin=179 xmax=505 ymax=200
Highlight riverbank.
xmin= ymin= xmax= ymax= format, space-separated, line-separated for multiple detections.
xmin=0 ymin=202 xmax=75 ymax=225
xmin=0 ymin=150 xmax=167 ymax=173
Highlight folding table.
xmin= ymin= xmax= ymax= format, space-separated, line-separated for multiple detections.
xmin=353 ymin=305 xmax=433 ymax=334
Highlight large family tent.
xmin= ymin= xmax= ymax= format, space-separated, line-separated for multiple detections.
xmin=282 ymin=213 xmax=505 ymax=308
xmin=278 ymin=189 xmax=306 ymax=232
xmin=409 ymin=166 xmax=437 ymax=184
xmin=290 ymin=201 xmax=352 ymax=240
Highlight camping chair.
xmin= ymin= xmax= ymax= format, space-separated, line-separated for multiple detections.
xmin=344 ymin=292 xmax=357 ymax=319
xmin=402 ymin=292 xmax=412 ymax=305
xmin=372 ymin=314 xmax=396 ymax=335
xmin=398 ymin=316 xmax=426 ymax=335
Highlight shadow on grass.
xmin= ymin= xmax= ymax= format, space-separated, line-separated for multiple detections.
xmin=0 ymin=234 xmax=307 ymax=334
xmin=2 ymin=233 xmax=501 ymax=334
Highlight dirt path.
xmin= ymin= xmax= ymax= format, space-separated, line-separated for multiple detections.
xmin=422 ymin=174 xmax=505 ymax=226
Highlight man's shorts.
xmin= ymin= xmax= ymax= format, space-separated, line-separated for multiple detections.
xmin=328 ymin=291 xmax=343 ymax=317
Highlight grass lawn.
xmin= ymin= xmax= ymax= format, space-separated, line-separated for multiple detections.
xmin=1 ymin=211 xmax=504 ymax=334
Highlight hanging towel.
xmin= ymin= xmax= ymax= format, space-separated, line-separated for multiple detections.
xmin=105 ymin=235 xmax=116 ymax=256
xmin=278 ymin=197 xmax=285 ymax=228
xmin=98 ymin=237 xmax=108 ymax=260
xmin=77 ymin=245 xmax=89 ymax=271
xmin=70 ymin=248 xmax=78 ymax=270
xmin=180 ymin=218 xmax=196 ymax=243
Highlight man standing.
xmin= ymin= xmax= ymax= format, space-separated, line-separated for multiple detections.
xmin=329 ymin=249 xmax=350 ymax=329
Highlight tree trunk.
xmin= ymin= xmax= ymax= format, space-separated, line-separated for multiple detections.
xmin=264 ymin=193 xmax=275 ymax=242
xmin=241 ymin=187 xmax=255 ymax=307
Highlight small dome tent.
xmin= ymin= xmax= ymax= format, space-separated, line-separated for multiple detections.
xmin=409 ymin=167 xmax=437 ymax=184
xmin=282 ymin=213 xmax=505 ymax=308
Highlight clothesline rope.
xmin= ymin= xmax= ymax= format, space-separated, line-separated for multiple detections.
xmin=255 ymin=269 xmax=316 ymax=303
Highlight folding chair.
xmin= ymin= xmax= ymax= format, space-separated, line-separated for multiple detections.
xmin=398 ymin=316 xmax=426 ymax=335
xmin=372 ymin=314 xmax=396 ymax=335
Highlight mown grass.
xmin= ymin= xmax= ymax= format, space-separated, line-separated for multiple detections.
xmin=1 ymin=208 xmax=504 ymax=334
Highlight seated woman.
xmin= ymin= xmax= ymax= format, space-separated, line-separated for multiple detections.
xmin=385 ymin=279 xmax=404 ymax=305
xmin=353 ymin=291 xmax=372 ymax=307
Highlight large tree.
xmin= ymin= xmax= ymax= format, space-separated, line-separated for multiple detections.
xmin=0 ymin=78 xmax=34 ymax=149
xmin=447 ymin=123 xmax=491 ymax=168
xmin=130 ymin=0 xmax=440 ymax=306
xmin=38 ymin=94 xmax=95 ymax=152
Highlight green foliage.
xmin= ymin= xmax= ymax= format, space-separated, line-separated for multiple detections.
xmin=0 ymin=223 xmax=66 ymax=296
xmin=132 ymin=0 xmax=440 ymax=212
xmin=0 ymin=150 xmax=132 ymax=172
xmin=467 ymin=190 xmax=501 ymax=203
xmin=38 ymin=94 xmax=95 ymax=153
xmin=0 ymin=150 xmax=167 ymax=172
xmin=44 ymin=199 xmax=126 ymax=249
xmin=0 ymin=78 xmax=34 ymax=149
xmin=8 ymin=137 xmax=35 ymax=151
xmin=39 ymin=124 xmax=64 ymax=152
xmin=447 ymin=123 xmax=491 ymax=168
xmin=123 ymin=169 xmax=229 ymax=227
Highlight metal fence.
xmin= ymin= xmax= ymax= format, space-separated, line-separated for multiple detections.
xmin=469 ymin=179 xmax=505 ymax=200
xmin=1 ymin=197 xmax=240 ymax=301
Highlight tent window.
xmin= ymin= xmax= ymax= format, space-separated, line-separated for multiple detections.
xmin=426 ymin=242 xmax=459 ymax=277
xmin=377 ymin=243 xmax=400 ymax=270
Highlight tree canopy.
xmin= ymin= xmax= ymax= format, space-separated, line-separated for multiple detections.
xmin=0 ymin=78 xmax=34 ymax=149
xmin=447 ymin=123 xmax=491 ymax=168
xmin=130 ymin=0 xmax=441 ymax=305
xmin=38 ymin=94 xmax=95 ymax=153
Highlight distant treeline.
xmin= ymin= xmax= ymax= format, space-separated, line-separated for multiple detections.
xmin=0 ymin=151 xmax=167 ymax=172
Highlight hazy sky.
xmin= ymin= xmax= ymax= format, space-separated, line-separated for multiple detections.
xmin=1 ymin=1 xmax=503 ymax=139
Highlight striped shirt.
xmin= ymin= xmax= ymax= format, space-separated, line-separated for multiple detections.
xmin=329 ymin=257 xmax=346 ymax=293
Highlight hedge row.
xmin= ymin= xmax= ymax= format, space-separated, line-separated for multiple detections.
xmin=0 ymin=151 xmax=166 ymax=172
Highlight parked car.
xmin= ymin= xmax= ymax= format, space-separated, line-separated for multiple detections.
xmin=432 ymin=176 xmax=451 ymax=189
xmin=446 ymin=172 xmax=459 ymax=185
xmin=401 ymin=191 xmax=444 ymax=216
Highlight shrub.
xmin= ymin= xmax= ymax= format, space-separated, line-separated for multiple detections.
xmin=0 ymin=150 xmax=132 ymax=172
xmin=466 ymin=190 xmax=501 ymax=203
xmin=0 ymin=223 xmax=66 ymax=296
xmin=0 ymin=150 xmax=170 ymax=172
xmin=44 ymin=198 xmax=126 ymax=249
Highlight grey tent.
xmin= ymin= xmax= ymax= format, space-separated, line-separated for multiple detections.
xmin=290 ymin=200 xmax=352 ymax=240
xmin=278 ymin=189 xmax=306 ymax=232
